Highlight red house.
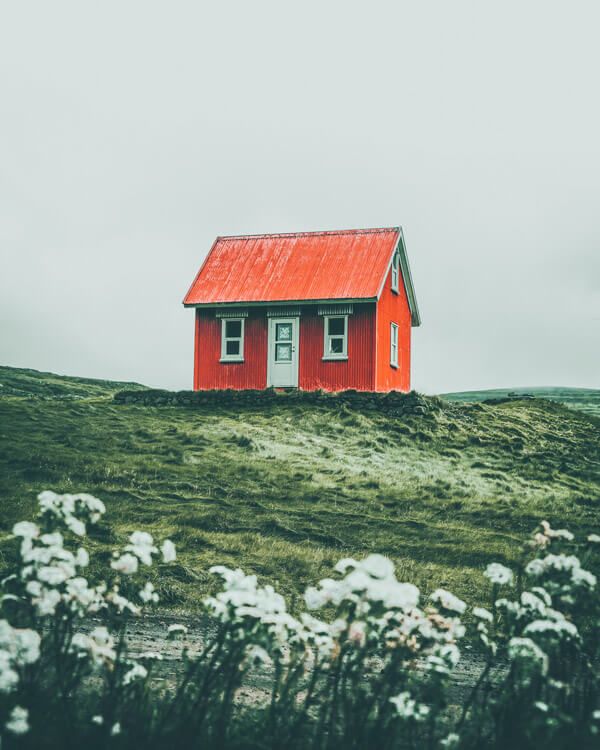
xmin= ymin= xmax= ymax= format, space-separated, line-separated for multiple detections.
xmin=183 ymin=227 xmax=420 ymax=392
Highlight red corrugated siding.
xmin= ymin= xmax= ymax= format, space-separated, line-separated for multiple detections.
xmin=194 ymin=305 xmax=377 ymax=392
xmin=193 ymin=310 xmax=201 ymax=389
xmin=375 ymin=266 xmax=412 ymax=392
xmin=195 ymin=309 xmax=267 ymax=390
xmin=299 ymin=304 xmax=376 ymax=391
xmin=183 ymin=228 xmax=399 ymax=305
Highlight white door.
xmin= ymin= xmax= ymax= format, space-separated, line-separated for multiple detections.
xmin=267 ymin=317 xmax=299 ymax=387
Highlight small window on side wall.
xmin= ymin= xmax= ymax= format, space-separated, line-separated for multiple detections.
xmin=390 ymin=322 xmax=399 ymax=368
xmin=323 ymin=315 xmax=348 ymax=359
xmin=391 ymin=251 xmax=400 ymax=293
xmin=221 ymin=318 xmax=244 ymax=361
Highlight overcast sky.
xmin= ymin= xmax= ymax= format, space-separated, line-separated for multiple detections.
xmin=1 ymin=1 xmax=599 ymax=393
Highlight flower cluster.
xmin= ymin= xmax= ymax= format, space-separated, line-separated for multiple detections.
xmin=525 ymin=553 xmax=597 ymax=603
xmin=0 ymin=490 xmax=177 ymax=741
xmin=0 ymin=490 xmax=598 ymax=747
xmin=37 ymin=490 xmax=106 ymax=536
xmin=0 ymin=620 xmax=39 ymax=737
xmin=206 ymin=566 xmax=311 ymax=658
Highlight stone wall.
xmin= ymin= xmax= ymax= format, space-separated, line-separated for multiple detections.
xmin=113 ymin=387 xmax=441 ymax=417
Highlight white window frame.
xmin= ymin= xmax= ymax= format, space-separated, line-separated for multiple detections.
xmin=390 ymin=322 xmax=399 ymax=368
xmin=323 ymin=315 xmax=348 ymax=360
xmin=391 ymin=251 xmax=400 ymax=293
xmin=220 ymin=318 xmax=245 ymax=362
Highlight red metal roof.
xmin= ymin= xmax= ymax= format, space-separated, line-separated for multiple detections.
xmin=183 ymin=228 xmax=401 ymax=306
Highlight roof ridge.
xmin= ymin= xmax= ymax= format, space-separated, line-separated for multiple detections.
xmin=217 ymin=227 xmax=400 ymax=241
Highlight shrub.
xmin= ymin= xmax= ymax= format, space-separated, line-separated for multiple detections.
xmin=0 ymin=492 xmax=598 ymax=748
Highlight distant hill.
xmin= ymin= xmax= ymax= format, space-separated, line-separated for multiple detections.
xmin=1 ymin=366 xmax=598 ymax=612
xmin=0 ymin=365 xmax=146 ymax=400
xmin=442 ymin=386 xmax=600 ymax=419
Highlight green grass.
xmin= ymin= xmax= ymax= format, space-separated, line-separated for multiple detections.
xmin=442 ymin=386 xmax=600 ymax=418
xmin=1 ymin=366 xmax=599 ymax=612
xmin=0 ymin=364 xmax=146 ymax=399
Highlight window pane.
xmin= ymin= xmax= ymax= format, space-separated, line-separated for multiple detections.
xmin=328 ymin=317 xmax=345 ymax=336
xmin=329 ymin=337 xmax=344 ymax=354
xmin=276 ymin=323 xmax=292 ymax=341
xmin=225 ymin=320 xmax=242 ymax=338
xmin=226 ymin=340 xmax=240 ymax=356
xmin=275 ymin=343 xmax=292 ymax=362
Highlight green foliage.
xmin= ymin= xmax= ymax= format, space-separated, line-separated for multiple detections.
xmin=442 ymin=387 xmax=600 ymax=419
xmin=0 ymin=367 xmax=599 ymax=611
xmin=1 ymin=492 xmax=599 ymax=749
xmin=0 ymin=366 xmax=146 ymax=400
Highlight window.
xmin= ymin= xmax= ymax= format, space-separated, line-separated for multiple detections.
xmin=220 ymin=318 xmax=244 ymax=361
xmin=323 ymin=315 xmax=348 ymax=359
xmin=390 ymin=322 xmax=399 ymax=367
xmin=391 ymin=251 xmax=399 ymax=293
xmin=274 ymin=322 xmax=293 ymax=362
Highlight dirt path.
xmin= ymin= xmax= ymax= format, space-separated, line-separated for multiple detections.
xmin=83 ymin=614 xmax=493 ymax=705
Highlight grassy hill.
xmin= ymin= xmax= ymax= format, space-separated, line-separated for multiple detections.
xmin=0 ymin=365 xmax=146 ymax=399
xmin=442 ymin=386 xmax=600 ymax=418
xmin=1 ymin=366 xmax=599 ymax=611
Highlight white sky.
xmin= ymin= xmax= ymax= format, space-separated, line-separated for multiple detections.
xmin=1 ymin=1 xmax=599 ymax=393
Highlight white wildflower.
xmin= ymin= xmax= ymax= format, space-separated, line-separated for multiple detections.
xmin=71 ymin=627 xmax=116 ymax=665
xmin=245 ymin=645 xmax=272 ymax=665
xmin=75 ymin=548 xmax=90 ymax=568
xmin=75 ymin=493 xmax=106 ymax=522
xmin=431 ymin=589 xmax=466 ymax=615
xmin=440 ymin=733 xmax=460 ymax=748
xmin=12 ymin=522 xmax=39 ymax=539
xmin=520 ymin=591 xmax=548 ymax=616
xmin=571 ymin=567 xmax=597 ymax=589
xmin=111 ymin=553 xmax=139 ymax=576
xmin=361 ymin=554 xmax=395 ymax=579
xmin=39 ymin=532 xmax=64 ymax=548
xmin=91 ymin=715 xmax=104 ymax=725
xmin=389 ymin=691 xmax=430 ymax=721
xmin=508 ymin=637 xmax=549 ymax=675
xmin=524 ymin=617 xmax=578 ymax=640
xmin=12 ymin=630 xmax=41 ymax=665
xmin=526 ymin=553 xmax=596 ymax=593
xmin=139 ymin=582 xmax=159 ymax=604
xmin=161 ymin=539 xmax=176 ymax=563
xmin=106 ymin=587 xmax=140 ymax=615
xmin=0 ymin=621 xmax=41 ymax=666
xmin=37 ymin=564 xmax=73 ymax=587
xmin=125 ymin=531 xmax=158 ymax=566
xmin=167 ymin=623 xmax=188 ymax=638
xmin=111 ymin=721 xmax=121 ymax=736
xmin=0 ymin=661 xmax=19 ymax=693
xmin=484 ymin=563 xmax=514 ymax=586
xmin=31 ymin=587 xmax=61 ymax=616
xmin=5 ymin=705 xmax=29 ymax=735
xmin=123 ymin=662 xmax=148 ymax=685
xmin=304 ymin=586 xmax=326 ymax=610
xmin=378 ymin=581 xmax=420 ymax=611
xmin=541 ymin=521 xmax=574 ymax=541
xmin=473 ymin=607 xmax=493 ymax=622
xmin=65 ymin=516 xmax=86 ymax=537
xmin=348 ymin=620 xmax=367 ymax=646
xmin=587 ymin=534 xmax=600 ymax=544
xmin=334 ymin=557 xmax=359 ymax=574
xmin=533 ymin=532 xmax=550 ymax=549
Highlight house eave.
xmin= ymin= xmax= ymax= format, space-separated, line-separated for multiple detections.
xmin=375 ymin=228 xmax=421 ymax=327
xmin=183 ymin=297 xmax=378 ymax=310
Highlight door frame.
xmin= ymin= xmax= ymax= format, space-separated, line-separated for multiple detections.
xmin=267 ymin=317 xmax=300 ymax=388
